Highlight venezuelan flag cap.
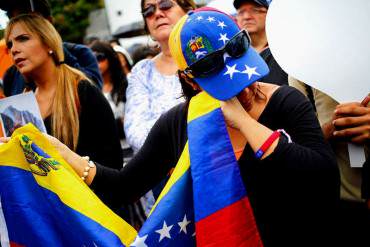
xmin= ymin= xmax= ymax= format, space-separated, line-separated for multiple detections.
xmin=169 ymin=8 xmax=269 ymax=100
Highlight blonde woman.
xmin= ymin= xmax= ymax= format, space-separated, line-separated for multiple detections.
xmin=5 ymin=14 xmax=123 ymax=169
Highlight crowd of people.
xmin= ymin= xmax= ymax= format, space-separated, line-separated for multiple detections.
xmin=0 ymin=0 xmax=369 ymax=246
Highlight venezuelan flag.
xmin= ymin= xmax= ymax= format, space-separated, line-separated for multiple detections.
xmin=131 ymin=92 xmax=262 ymax=246
xmin=131 ymin=142 xmax=196 ymax=246
xmin=0 ymin=124 xmax=136 ymax=247
xmin=188 ymin=93 xmax=262 ymax=246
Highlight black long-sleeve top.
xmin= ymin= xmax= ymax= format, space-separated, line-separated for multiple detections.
xmin=92 ymin=86 xmax=340 ymax=246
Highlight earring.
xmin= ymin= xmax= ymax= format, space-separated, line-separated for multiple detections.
xmin=48 ymin=50 xmax=53 ymax=55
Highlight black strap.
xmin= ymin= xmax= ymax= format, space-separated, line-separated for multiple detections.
xmin=305 ymin=84 xmax=317 ymax=112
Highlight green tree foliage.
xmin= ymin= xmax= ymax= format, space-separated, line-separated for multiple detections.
xmin=50 ymin=0 xmax=103 ymax=43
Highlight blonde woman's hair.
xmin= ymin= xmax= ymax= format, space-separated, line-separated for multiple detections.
xmin=5 ymin=14 xmax=90 ymax=150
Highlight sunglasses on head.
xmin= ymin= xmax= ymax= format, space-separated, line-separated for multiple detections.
xmin=142 ymin=0 xmax=175 ymax=18
xmin=95 ymin=53 xmax=106 ymax=62
xmin=183 ymin=30 xmax=251 ymax=78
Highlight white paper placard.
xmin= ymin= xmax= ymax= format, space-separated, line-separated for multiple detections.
xmin=266 ymin=0 xmax=370 ymax=167
xmin=266 ymin=0 xmax=370 ymax=103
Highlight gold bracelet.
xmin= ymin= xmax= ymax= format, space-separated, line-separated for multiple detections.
xmin=81 ymin=156 xmax=95 ymax=181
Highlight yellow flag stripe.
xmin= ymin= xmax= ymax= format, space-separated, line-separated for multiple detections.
xmin=149 ymin=93 xmax=221 ymax=215
xmin=187 ymin=92 xmax=221 ymax=123
xmin=0 ymin=125 xmax=137 ymax=245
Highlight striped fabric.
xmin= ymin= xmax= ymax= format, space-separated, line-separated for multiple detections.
xmin=0 ymin=124 xmax=137 ymax=247
xmin=131 ymin=92 xmax=262 ymax=246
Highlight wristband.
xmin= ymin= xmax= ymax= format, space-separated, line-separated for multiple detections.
xmin=255 ymin=131 xmax=281 ymax=159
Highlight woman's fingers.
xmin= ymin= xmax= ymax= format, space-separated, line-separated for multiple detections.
xmin=331 ymin=102 xmax=370 ymax=144
xmin=335 ymin=102 xmax=369 ymax=117
xmin=333 ymin=125 xmax=370 ymax=144
xmin=333 ymin=115 xmax=370 ymax=128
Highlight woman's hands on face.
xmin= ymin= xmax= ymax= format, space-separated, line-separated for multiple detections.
xmin=220 ymin=96 xmax=251 ymax=130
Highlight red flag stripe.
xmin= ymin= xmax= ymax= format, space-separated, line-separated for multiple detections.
xmin=195 ymin=197 xmax=263 ymax=247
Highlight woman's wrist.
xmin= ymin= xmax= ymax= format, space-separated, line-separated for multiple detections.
xmin=61 ymin=147 xmax=97 ymax=185
xmin=239 ymin=113 xmax=256 ymax=134
xmin=79 ymin=156 xmax=96 ymax=185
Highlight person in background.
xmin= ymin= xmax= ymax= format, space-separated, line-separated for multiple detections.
xmin=123 ymin=0 xmax=196 ymax=215
xmin=112 ymin=45 xmax=133 ymax=77
xmin=108 ymin=38 xmax=134 ymax=76
xmin=41 ymin=9 xmax=339 ymax=245
xmin=289 ymin=77 xmax=370 ymax=246
xmin=5 ymin=14 xmax=122 ymax=170
xmin=0 ymin=39 xmax=13 ymax=79
xmin=130 ymin=44 xmax=160 ymax=65
xmin=0 ymin=0 xmax=103 ymax=96
xmin=234 ymin=0 xmax=287 ymax=85
xmin=90 ymin=41 xmax=129 ymax=147
xmin=124 ymin=0 xmax=196 ymax=153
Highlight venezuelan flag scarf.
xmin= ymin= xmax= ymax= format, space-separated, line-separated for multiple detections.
xmin=0 ymin=124 xmax=137 ymax=247
xmin=132 ymin=92 xmax=263 ymax=246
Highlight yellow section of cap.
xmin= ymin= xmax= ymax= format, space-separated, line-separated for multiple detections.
xmin=169 ymin=14 xmax=189 ymax=70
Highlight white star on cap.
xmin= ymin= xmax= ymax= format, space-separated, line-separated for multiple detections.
xmin=196 ymin=16 xmax=203 ymax=21
xmin=207 ymin=16 xmax=215 ymax=22
xmin=223 ymin=52 xmax=231 ymax=62
xmin=241 ymin=65 xmax=260 ymax=79
xmin=224 ymin=64 xmax=240 ymax=79
xmin=186 ymin=18 xmax=192 ymax=23
xmin=217 ymin=21 xmax=227 ymax=29
xmin=218 ymin=33 xmax=229 ymax=44
xmin=178 ymin=215 xmax=191 ymax=234
xmin=131 ymin=235 xmax=148 ymax=247
xmin=155 ymin=221 xmax=173 ymax=242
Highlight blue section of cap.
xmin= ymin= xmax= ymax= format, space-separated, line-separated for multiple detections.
xmin=178 ymin=10 xmax=269 ymax=100
xmin=195 ymin=46 xmax=269 ymax=100
xmin=180 ymin=11 xmax=240 ymax=66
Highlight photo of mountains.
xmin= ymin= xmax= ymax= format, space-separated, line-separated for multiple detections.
xmin=0 ymin=105 xmax=44 ymax=137
xmin=0 ymin=92 xmax=46 ymax=137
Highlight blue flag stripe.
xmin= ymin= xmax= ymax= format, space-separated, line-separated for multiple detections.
xmin=0 ymin=166 xmax=125 ymax=247
xmin=188 ymin=108 xmax=247 ymax=222
xmin=137 ymin=170 xmax=196 ymax=246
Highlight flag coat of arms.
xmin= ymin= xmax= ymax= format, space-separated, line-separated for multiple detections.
xmin=0 ymin=124 xmax=137 ymax=247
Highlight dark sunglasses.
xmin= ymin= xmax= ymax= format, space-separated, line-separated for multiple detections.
xmin=183 ymin=30 xmax=251 ymax=78
xmin=95 ymin=53 xmax=106 ymax=62
xmin=142 ymin=0 xmax=175 ymax=18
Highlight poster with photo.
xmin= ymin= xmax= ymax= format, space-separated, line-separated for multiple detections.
xmin=0 ymin=92 xmax=46 ymax=137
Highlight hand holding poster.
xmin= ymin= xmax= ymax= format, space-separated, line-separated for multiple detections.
xmin=266 ymin=0 xmax=370 ymax=167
